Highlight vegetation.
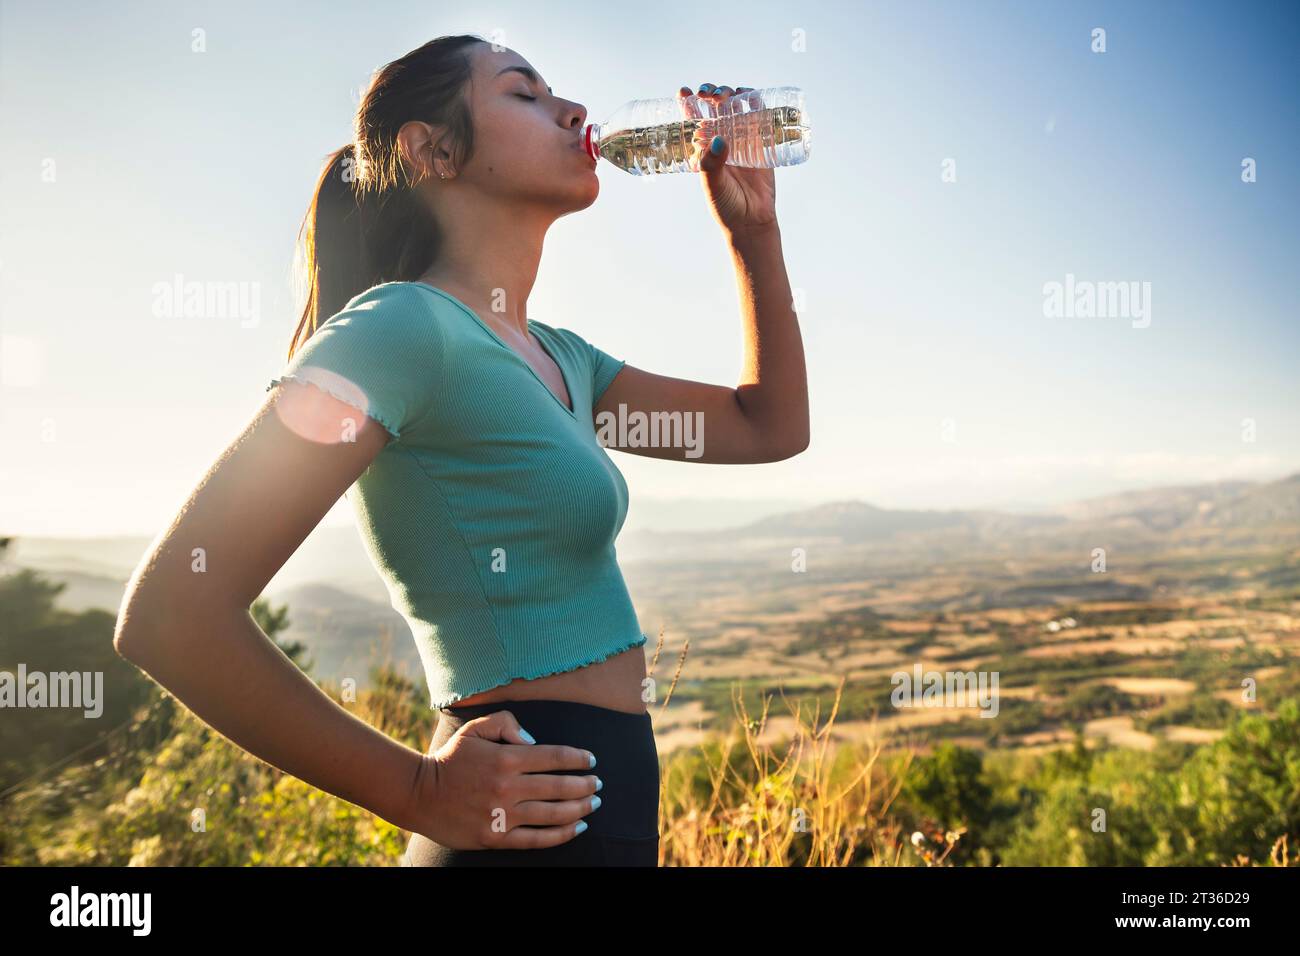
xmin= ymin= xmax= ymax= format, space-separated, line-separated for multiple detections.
xmin=2 ymin=536 xmax=1296 ymax=866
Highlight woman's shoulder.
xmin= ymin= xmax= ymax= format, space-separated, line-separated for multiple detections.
xmin=318 ymin=281 xmax=456 ymax=346
xmin=352 ymin=281 xmax=503 ymax=344
xmin=272 ymin=281 xmax=450 ymax=440
xmin=284 ymin=281 xmax=453 ymax=382
xmin=336 ymin=281 xmax=441 ymax=321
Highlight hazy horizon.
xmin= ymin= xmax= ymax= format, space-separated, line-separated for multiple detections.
xmin=2 ymin=468 xmax=1296 ymax=541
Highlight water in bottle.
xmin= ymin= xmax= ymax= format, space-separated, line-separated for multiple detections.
xmin=581 ymin=86 xmax=811 ymax=176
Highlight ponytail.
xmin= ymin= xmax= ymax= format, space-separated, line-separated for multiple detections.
xmin=288 ymin=34 xmax=485 ymax=360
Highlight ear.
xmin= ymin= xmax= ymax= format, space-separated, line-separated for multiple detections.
xmin=396 ymin=121 xmax=451 ymax=185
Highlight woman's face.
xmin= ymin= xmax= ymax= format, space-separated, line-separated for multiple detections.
xmin=454 ymin=44 xmax=598 ymax=213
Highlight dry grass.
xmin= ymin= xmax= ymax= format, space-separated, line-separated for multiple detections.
xmin=1229 ymin=835 xmax=1291 ymax=867
xmin=646 ymin=629 xmax=914 ymax=866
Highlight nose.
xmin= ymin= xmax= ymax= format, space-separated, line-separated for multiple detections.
xmin=562 ymin=99 xmax=587 ymax=131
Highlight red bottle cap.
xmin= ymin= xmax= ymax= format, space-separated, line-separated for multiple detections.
xmin=582 ymin=123 xmax=598 ymax=161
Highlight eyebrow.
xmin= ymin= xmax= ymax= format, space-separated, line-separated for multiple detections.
xmin=496 ymin=65 xmax=552 ymax=95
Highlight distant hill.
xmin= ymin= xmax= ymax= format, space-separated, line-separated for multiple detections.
xmin=1055 ymin=473 xmax=1300 ymax=532
xmin=9 ymin=568 xmax=128 ymax=616
xmin=2 ymin=525 xmax=388 ymax=605
xmin=1054 ymin=479 xmax=1255 ymax=531
xmin=743 ymin=501 xmax=967 ymax=538
xmin=267 ymin=582 xmax=422 ymax=691
xmin=735 ymin=500 xmax=1063 ymax=541
xmin=1193 ymin=473 xmax=1300 ymax=528
xmin=4 ymin=535 xmax=156 ymax=581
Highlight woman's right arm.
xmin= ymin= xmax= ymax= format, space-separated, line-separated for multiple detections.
xmin=113 ymin=380 xmax=430 ymax=833
xmin=114 ymin=378 xmax=601 ymax=849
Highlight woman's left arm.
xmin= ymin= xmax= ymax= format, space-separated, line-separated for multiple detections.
xmin=594 ymin=83 xmax=810 ymax=465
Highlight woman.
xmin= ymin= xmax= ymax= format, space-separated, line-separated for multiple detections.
xmin=113 ymin=34 xmax=808 ymax=866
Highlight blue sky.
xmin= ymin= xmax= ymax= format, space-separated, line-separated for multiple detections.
xmin=2 ymin=0 xmax=1297 ymax=535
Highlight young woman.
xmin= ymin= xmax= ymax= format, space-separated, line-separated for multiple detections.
xmin=113 ymin=34 xmax=808 ymax=866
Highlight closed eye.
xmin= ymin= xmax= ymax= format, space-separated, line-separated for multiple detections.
xmin=515 ymin=93 xmax=537 ymax=101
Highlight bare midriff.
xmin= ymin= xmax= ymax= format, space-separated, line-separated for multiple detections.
xmin=447 ymin=644 xmax=649 ymax=715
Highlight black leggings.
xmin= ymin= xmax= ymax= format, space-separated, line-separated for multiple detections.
xmin=402 ymin=698 xmax=661 ymax=867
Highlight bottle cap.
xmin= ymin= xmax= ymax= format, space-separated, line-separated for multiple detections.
xmin=582 ymin=123 xmax=598 ymax=161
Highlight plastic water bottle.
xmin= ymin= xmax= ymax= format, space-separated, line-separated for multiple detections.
xmin=581 ymin=86 xmax=811 ymax=176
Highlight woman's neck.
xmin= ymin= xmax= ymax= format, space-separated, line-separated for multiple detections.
xmin=420 ymin=201 xmax=551 ymax=339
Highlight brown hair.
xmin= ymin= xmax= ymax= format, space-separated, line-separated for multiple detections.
xmin=287 ymin=34 xmax=487 ymax=359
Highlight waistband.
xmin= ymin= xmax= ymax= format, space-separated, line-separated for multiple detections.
xmin=440 ymin=697 xmax=650 ymax=722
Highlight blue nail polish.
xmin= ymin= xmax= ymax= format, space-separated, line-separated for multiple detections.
xmin=700 ymin=83 xmax=714 ymax=93
xmin=575 ymin=820 xmax=588 ymax=834
xmin=588 ymin=753 xmax=597 ymax=768
xmin=518 ymin=727 xmax=535 ymax=744
xmin=710 ymin=135 xmax=724 ymax=155
xmin=594 ymin=777 xmax=603 ymax=792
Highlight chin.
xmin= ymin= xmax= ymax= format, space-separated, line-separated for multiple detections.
xmin=558 ymin=173 xmax=600 ymax=213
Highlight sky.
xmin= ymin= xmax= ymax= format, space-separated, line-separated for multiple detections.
xmin=1 ymin=0 xmax=1298 ymax=537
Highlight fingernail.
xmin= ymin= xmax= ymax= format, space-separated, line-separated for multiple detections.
xmin=590 ymin=795 xmax=602 ymax=811
xmin=710 ymin=135 xmax=724 ymax=155
xmin=699 ymin=83 xmax=714 ymax=93
xmin=588 ymin=752 xmax=597 ymax=768
xmin=575 ymin=820 xmax=588 ymax=834
xmin=594 ymin=777 xmax=603 ymax=792
xmin=519 ymin=728 xmax=536 ymax=744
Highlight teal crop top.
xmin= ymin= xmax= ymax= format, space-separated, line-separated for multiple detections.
xmin=266 ymin=281 xmax=647 ymax=709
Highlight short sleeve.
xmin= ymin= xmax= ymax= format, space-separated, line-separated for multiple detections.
xmin=266 ymin=284 xmax=443 ymax=440
xmin=588 ymin=339 xmax=627 ymax=404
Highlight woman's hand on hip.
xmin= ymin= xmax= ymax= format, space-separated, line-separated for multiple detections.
xmin=404 ymin=709 xmax=603 ymax=850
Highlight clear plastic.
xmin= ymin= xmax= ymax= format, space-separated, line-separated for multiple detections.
xmin=582 ymin=86 xmax=811 ymax=176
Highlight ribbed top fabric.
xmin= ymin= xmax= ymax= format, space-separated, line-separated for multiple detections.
xmin=266 ymin=281 xmax=646 ymax=709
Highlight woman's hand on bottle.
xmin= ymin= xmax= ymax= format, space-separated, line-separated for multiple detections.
xmin=403 ymin=709 xmax=602 ymax=850
xmin=678 ymin=82 xmax=779 ymax=241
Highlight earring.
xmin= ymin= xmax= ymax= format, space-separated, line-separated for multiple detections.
xmin=425 ymin=141 xmax=446 ymax=179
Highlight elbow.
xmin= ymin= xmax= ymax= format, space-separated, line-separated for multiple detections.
xmin=761 ymin=438 xmax=808 ymax=463
xmin=115 ymin=572 xmax=238 ymax=666
xmin=769 ymin=425 xmax=810 ymax=462
xmin=113 ymin=577 xmax=171 ymax=665
xmin=113 ymin=593 xmax=152 ymax=664
xmin=114 ymin=551 xmax=151 ymax=662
